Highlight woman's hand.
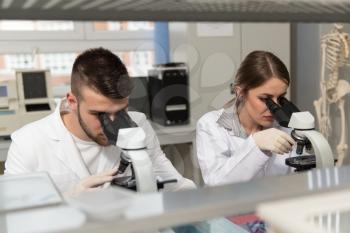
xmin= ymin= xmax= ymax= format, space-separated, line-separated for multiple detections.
xmin=253 ymin=128 xmax=295 ymax=154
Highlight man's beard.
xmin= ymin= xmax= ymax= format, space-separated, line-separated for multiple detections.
xmin=77 ymin=104 xmax=109 ymax=146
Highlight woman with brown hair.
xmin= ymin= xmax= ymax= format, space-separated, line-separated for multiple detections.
xmin=196 ymin=50 xmax=296 ymax=186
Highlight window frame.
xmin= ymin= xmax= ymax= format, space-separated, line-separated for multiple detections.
xmin=84 ymin=22 xmax=153 ymax=40
xmin=0 ymin=21 xmax=155 ymax=97
xmin=0 ymin=21 xmax=85 ymax=40
xmin=0 ymin=21 xmax=154 ymax=53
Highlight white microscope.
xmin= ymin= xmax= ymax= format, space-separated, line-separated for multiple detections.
xmin=98 ymin=110 xmax=177 ymax=192
xmin=265 ymin=97 xmax=334 ymax=171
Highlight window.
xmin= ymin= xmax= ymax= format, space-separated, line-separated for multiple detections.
xmin=85 ymin=21 xmax=153 ymax=40
xmin=0 ymin=52 xmax=76 ymax=97
xmin=93 ymin=21 xmax=154 ymax=31
xmin=0 ymin=20 xmax=74 ymax=31
xmin=0 ymin=20 xmax=155 ymax=97
xmin=0 ymin=20 xmax=84 ymax=40
xmin=126 ymin=51 xmax=154 ymax=76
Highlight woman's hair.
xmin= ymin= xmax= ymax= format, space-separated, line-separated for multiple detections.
xmin=71 ymin=47 xmax=134 ymax=100
xmin=230 ymin=50 xmax=290 ymax=109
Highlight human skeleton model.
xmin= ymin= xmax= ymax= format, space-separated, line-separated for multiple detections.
xmin=314 ymin=24 xmax=350 ymax=166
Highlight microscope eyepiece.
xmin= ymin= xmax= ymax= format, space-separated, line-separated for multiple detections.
xmin=278 ymin=96 xmax=300 ymax=118
xmin=265 ymin=98 xmax=280 ymax=113
xmin=264 ymin=98 xmax=290 ymax=128
xmin=98 ymin=110 xmax=138 ymax=146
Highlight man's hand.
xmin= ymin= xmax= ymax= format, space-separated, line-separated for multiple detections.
xmin=67 ymin=167 xmax=118 ymax=197
xmin=253 ymin=128 xmax=295 ymax=154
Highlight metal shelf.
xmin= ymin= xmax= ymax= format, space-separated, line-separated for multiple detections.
xmin=1 ymin=0 xmax=350 ymax=22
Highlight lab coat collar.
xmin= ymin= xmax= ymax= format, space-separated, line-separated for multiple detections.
xmin=217 ymin=100 xmax=280 ymax=138
xmin=46 ymin=99 xmax=90 ymax=178
xmin=45 ymin=98 xmax=69 ymax=141
xmin=217 ymin=101 xmax=248 ymax=138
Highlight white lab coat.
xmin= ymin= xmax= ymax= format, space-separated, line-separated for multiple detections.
xmin=5 ymin=101 xmax=195 ymax=192
xmin=196 ymin=109 xmax=294 ymax=186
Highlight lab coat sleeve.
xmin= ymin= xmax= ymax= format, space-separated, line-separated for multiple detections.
xmin=5 ymin=130 xmax=38 ymax=174
xmin=135 ymin=113 xmax=196 ymax=191
xmin=196 ymin=114 xmax=270 ymax=186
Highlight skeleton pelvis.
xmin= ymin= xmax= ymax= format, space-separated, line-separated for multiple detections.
xmin=326 ymin=79 xmax=350 ymax=102
xmin=336 ymin=79 xmax=350 ymax=100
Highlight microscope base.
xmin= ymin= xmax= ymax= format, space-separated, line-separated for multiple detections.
xmin=111 ymin=176 xmax=178 ymax=192
xmin=285 ymin=155 xmax=316 ymax=172
xmin=111 ymin=176 xmax=137 ymax=191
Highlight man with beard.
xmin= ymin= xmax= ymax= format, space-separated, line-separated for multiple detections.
xmin=5 ymin=47 xmax=195 ymax=196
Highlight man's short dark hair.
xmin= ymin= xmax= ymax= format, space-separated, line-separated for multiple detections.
xmin=71 ymin=47 xmax=134 ymax=100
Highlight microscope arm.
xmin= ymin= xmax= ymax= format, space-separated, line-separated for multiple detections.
xmin=128 ymin=150 xmax=157 ymax=192
xmin=296 ymin=130 xmax=334 ymax=168
xmin=117 ymin=127 xmax=158 ymax=193
xmin=289 ymin=111 xmax=335 ymax=169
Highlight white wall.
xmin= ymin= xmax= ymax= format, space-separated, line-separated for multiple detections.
xmin=169 ymin=22 xmax=291 ymax=122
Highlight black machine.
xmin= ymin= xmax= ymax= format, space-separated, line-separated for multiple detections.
xmin=264 ymin=97 xmax=316 ymax=171
xmin=148 ymin=62 xmax=190 ymax=126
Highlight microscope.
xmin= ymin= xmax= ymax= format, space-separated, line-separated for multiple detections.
xmin=98 ymin=110 xmax=177 ymax=192
xmin=265 ymin=97 xmax=334 ymax=171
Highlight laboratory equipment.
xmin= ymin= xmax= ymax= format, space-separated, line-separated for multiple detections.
xmin=0 ymin=69 xmax=55 ymax=138
xmin=265 ymin=97 xmax=334 ymax=171
xmin=148 ymin=63 xmax=189 ymax=126
xmin=98 ymin=110 xmax=176 ymax=192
